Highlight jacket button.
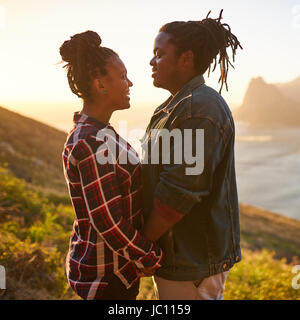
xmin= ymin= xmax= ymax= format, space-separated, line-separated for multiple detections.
xmin=235 ymin=256 xmax=239 ymax=262
xmin=222 ymin=263 xmax=227 ymax=269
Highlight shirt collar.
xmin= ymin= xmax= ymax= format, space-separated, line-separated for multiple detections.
xmin=73 ymin=111 xmax=112 ymax=131
xmin=154 ymin=74 xmax=205 ymax=115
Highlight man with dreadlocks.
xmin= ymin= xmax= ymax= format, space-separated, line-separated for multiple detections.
xmin=141 ymin=10 xmax=243 ymax=300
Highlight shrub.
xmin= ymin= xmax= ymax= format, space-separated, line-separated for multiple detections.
xmin=1 ymin=166 xmax=299 ymax=300
xmin=0 ymin=230 xmax=69 ymax=299
xmin=0 ymin=166 xmax=76 ymax=299
xmin=224 ymin=249 xmax=300 ymax=300
xmin=137 ymin=250 xmax=300 ymax=300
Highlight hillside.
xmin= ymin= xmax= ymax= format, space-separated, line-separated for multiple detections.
xmin=0 ymin=165 xmax=299 ymax=300
xmin=238 ymin=203 xmax=300 ymax=261
xmin=0 ymin=106 xmax=67 ymax=193
xmin=234 ymin=77 xmax=300 ymax=127
xmin=0 ymin=165 xmax=75 ymax=300
xmin=0 ymin=105 xmax=299 ymax=300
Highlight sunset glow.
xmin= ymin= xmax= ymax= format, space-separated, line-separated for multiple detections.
xmin=0 ymin=0 xmax=300 ymax=131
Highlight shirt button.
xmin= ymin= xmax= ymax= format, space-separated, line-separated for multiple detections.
xmin=222 ymin=263 xmax=227 ymax=269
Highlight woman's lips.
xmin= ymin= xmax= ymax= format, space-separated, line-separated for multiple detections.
xmin=125 ymin=92 xmax=130 ymax=99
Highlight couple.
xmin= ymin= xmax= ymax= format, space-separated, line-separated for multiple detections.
xmin=60 ymin=10 xmax=242 ymax=300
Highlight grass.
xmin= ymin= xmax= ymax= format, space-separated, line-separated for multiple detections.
xmin=224 ymin=249 xmax=299 ymax=300
xmin=239 ymin=203 xmax=300 ymax=262
xmin=0 ymin=165 xmax=299 ymax=300
xmin=137 ymin=204 xmax=300 ymax=300
xmin=137 ymin=248 xmax=300 ymax=300
xmin=0 ymin=165 xmax=77 ymax=299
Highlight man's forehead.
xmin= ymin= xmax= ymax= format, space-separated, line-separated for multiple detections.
xmin=154 ymin=32 xmax=173 ymax=50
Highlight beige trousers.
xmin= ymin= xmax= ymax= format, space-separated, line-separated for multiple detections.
xmin=153 ymin=271 xmax=230 ymax=300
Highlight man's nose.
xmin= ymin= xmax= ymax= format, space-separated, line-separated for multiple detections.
xmin=150 ymin=56 xmax=155 ymax=66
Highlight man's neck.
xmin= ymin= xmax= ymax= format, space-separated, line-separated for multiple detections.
xmin=168 ymin=72 xmax=199 ymax=96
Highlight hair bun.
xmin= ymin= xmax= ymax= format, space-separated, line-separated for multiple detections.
xmin=59 ymin=30 xmax=102 ymax=63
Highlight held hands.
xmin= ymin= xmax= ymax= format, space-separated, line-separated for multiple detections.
xmin=136 ymin=266 xmax=157 ymax=277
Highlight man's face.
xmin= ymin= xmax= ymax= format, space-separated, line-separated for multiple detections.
xmin=150 ymin=32 xmax=181 ymax=93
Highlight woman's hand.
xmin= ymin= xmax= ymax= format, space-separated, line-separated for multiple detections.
xmin=136 ymin=266 xmax=157 ymax=277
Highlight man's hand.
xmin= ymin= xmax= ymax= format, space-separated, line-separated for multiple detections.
xmin=136 ymin=266 xmax=157 ymax=277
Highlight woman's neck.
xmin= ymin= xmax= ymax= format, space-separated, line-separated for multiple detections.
xmin=81 ymin=99 xmax=113 ymax=124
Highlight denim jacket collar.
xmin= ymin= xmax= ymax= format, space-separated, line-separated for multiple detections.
xmin=154 ymin=74 xmax=205 ymax=115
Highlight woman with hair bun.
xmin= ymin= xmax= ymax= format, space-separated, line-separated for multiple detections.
xmin=60 ymin=30 xmax=164 ymax=300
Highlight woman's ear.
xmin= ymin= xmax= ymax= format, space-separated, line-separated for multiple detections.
xmin=90 ymin=77 xmax=105 ymax=96
xmin=95 ymin=77 xmax=105 ymax=90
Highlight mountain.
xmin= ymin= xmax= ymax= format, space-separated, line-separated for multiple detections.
xmin=234 ymin=77 xmax=300 ymax=127
xmin=275 ymin=76 xmax=300 ymax=103
xmin=0 ymin=106 xmax=67 ymax=193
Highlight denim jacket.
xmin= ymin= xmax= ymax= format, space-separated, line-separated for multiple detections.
xmin=141 ymin=74 xmax=241 ymax=281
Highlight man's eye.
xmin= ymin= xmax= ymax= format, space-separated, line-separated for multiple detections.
xmin=154 ymin=51 xmax=162 ymax=58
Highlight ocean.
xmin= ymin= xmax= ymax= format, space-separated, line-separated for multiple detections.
xmin=235 ymin=122 xmax=300 ymax=220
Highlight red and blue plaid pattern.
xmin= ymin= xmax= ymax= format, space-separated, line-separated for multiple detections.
xmin=62 ymin=112 xmax=164 ymax=300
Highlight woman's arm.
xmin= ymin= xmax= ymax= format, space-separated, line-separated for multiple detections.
xmin=72 ymin=135 xmax=164 ymax=271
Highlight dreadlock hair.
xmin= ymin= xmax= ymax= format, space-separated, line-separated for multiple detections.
xmin=59 ymin=30 xmax=118 ymax=100
xmin=159 ymin=10 xmax=242 ymax=93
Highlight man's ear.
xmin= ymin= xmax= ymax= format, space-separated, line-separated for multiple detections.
xmin=179 ymin=50 xmax=195 ymax=70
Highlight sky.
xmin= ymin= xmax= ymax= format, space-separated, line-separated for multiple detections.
xmin=0 ymin=0 xmax=300 ymax=131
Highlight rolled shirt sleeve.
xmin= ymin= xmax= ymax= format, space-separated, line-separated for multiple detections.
xmin=153 ymin=196 xmax=185 ymax=224
xmin=154 ymin=117 xmax=226 ymax=215
xmin=72 ymin=134 xmax=164 ymax=270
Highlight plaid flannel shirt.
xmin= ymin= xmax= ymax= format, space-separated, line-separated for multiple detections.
xmin=62 ymin=112 xmax=164 ymax=300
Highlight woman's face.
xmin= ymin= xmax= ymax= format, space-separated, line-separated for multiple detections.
xmin=99 ymin=57 xmax=133 ymax=110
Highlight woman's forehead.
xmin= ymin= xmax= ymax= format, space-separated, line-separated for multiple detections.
xmin=108 ymin=56 xmax=127 ymax=73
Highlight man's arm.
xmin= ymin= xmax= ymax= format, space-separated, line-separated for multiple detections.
xmin=142 ymin=197 xmax=184 ymax=241
xmin=143 ymin=117 xmax=226 ymax=241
